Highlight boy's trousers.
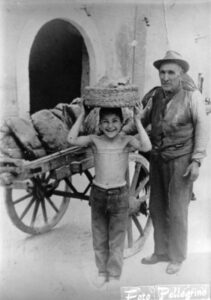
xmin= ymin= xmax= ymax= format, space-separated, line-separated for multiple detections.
xmin=149 ymin=153 xmax=193 ymax=263
xmin=90 ymin=184 xmax=129 ymax=278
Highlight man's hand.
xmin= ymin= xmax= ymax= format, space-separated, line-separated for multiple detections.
xmin=183 ymin=161 xmax=200 ymax=181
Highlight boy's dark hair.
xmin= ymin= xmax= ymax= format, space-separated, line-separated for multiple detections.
xmin=99 ymin=107 xmax=123 ymax=122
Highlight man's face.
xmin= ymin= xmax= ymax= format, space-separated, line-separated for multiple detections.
xmin=159 ymin=63 xmax=182 ymax=93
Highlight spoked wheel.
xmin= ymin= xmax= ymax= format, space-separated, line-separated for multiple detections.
xmin=5 ymin=171 xmax=70 ymax=234
xmin=124 ymin=152 xmax=152 ymax=258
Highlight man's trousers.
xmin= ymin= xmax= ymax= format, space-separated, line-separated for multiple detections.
xmin=149 ymin=153 xmax=193 ymax=263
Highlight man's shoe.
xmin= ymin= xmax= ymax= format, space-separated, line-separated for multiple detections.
xmin=141 ymin=253 xmax=169 ymax=264
xmin=166 ymin=262 xmax=182 ymax=274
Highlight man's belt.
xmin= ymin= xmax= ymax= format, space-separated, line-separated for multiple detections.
xmin=153 ymin=143 xmax=185 ymax=152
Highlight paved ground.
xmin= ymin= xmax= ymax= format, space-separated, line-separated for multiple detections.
xmin=0 ymin=116 xmax=211 ymax=300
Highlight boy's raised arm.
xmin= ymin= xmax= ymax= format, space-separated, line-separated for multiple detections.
xmin=67 ymin=102 xmax=92 ymax=147
xmin=129 ymin=105 xmax=152 ymax=152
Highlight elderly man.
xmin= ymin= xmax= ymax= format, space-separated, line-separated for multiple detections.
xmin=140 ymin=51 xmax=208 ymax=274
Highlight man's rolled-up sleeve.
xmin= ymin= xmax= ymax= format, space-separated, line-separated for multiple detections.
xmin=191 ymin=90 xmax=209 ymax=161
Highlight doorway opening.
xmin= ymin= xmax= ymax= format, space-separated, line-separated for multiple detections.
xmin=29 ymin=19 xmax=89 ymax=114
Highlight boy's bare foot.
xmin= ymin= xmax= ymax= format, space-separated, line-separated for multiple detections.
xmin=107 ymin=276 xmax=120 ymax=290
xmin=93 ymin=274 xmax=107 ymax=288
xmin=166 ymin=262 xmax=182 ymax=274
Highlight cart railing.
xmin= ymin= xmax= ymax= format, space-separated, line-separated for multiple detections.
xmin=0 ymin=146 xmax=94 ymax=186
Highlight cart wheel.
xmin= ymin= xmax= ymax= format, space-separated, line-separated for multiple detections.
xmin=5 ymin=171 xmax=70 ymax=234
xmin=124 ymin=152 xmax=152 ymax=258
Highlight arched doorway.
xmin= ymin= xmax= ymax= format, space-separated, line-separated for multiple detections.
xmin=29 ymin=19 xmax=89 ymax=114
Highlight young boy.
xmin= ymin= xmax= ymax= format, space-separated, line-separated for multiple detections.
xmin=67 ymin=102 xmax=151 ymax=288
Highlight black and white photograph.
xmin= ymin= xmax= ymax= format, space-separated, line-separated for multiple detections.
xmin=0 ymin=0 xmax=211 ymax=300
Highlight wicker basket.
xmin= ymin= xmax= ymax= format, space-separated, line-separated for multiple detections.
xmin=83 ymin=85 xmax=139 ymax=108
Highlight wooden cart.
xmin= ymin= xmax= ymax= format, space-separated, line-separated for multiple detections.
xmin=0 ymin=146 xmax=151 ymax=258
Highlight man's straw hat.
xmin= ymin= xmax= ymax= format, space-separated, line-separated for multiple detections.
xmin=153 ymin=50 xmax=189 ymax=73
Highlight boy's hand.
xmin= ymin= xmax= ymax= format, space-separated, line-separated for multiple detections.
xmin=74 ymin=98 xmax=92 ymax=116
xmin=134 ymin=103 xmax=143 ymax=122
xmin=73 ymin=98 xmax=86 ymax=116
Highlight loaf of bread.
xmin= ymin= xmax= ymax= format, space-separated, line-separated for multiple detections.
xmin=31 ymin=110 xmax=70 ymax=153
xmin=0 ymin=123 xmax=24 ymax=159
xmin=3 ymin=117 xmax=46 ymax=160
